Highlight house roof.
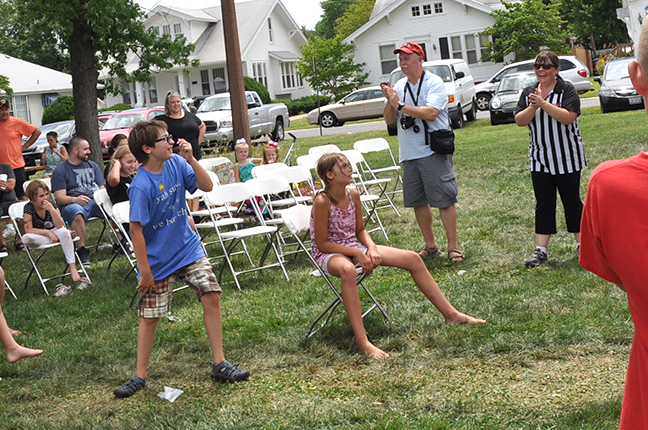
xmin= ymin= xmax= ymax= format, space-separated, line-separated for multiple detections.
xmin=349 ymin=0 xmax=504 ymax=43
xmin=0 ymin=53 xmax=73 ymax=95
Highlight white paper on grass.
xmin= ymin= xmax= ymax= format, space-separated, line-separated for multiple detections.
xmin=158 ymin=386 xmax=183 ymax=402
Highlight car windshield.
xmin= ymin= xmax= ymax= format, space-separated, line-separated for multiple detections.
xmin=102 ymin=113 xmax=146 ymax=130
xmin=390 ymin=65 xmax=453 ymax=84
xmin=499 ymin=75 xmax=537 ymax=92
xmin=604 ymin=61 xmax=631 ymax=81
xmin=39 ymin=122 xmax=73 ymax=136
xmin=197 ymin=97 xmax=231 ymax=112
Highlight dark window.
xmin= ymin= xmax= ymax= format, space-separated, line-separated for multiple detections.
xmin=439 ymin=37 xmax=449 ymax=60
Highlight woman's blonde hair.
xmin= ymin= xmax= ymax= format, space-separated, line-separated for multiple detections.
xmin=26 ymin=179 xmax=50 ymax=202
xmin=164 ymin=90 xmax=182 ymax=115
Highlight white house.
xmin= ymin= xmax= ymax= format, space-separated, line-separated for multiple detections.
xmin=342 ymin=0 xmax=514 ymax=85
xmin=617 ymin=0 xmax=648 ymax=46
xmin=105 ymin=0 xmax=311 ymax=108
xmin=0 ymin=54 xmax=74 ymax=127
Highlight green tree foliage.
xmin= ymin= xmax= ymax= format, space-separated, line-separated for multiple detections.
xmin=335 ymin=0 xmax=375 ymax=39
xmin=481 ymin=0 xmax=570 ymax=62
xmin=243 ymin=76 xmax=271 ymax=104
xmin=297 ymin=35 xmax=369 ymax=100
xmin=0 ymin=75 xmax=12 ymax=96
xmin=42 ymin=95 xmax=75 ymax=125
xmin=315 ymin=0 xmax=354 ymax=39
xmin=559 ymin=0 xmax=629 ymax=51
xmin=10 ymin=0 xmax=198 ymax=165
xmin=0 ymin=0 xmax=70 ymax=73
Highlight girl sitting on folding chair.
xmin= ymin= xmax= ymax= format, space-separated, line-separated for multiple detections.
xmin=311 ymin=153 xmax=486 ymax=359
xmin=22 ymin=180 xmax=90 ymax=297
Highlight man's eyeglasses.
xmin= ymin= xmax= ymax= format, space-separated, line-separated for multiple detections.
xmin=155 ymin=134 xmax=173 ymax=143
xmin=534 ymin=63 xmax=557 ymax=70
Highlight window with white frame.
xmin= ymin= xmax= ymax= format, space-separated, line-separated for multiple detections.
xmin=380 ymin=44 xmax=397 ymax=75
xmin=201 ymin=70 xmax=210 ymax=95
xmin=268 ymin=18 xmax=274 ymax=43
xmin=281 ymin=62 xmax=297 ymax=89
xmin=411 ymin=5 xmax=421 ymax=16
xmin=173 ymin=23 xmax=182 ymax=40
xmin=434 ymin=2 xmax=443 ymax=13
xmin=12 ymin=95 xmax=29 ymax=122
xmin=162 ymin=24 xmax=171 ymax=36
xmin=148 ymin=79 xmax=158 ymax=104
xmin=451 ymin=36 xmax=462 ymax=59
xmin=412 ymin=3 xmax=443 ymax=17
xmin=252 ymin=62 xmax=268 ymax=88
xmin=465 ymin=35 xmax=477 ymax=64
xmin=423 ymin=4 xmax=432 ymax=15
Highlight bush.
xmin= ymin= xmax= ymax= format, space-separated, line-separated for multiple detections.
xmin=278 ymin=95 xmax=331 ymax=116
xmin=244 ymin=77 xmax=271 ymax=104
xmin=42 ymin=95 xmax=74 ymax=125
xmin=102 ymin=103 xmax=131 ymax=112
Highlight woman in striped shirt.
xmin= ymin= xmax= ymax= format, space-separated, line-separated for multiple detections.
xmin=515 ymin=51 xmax=587 ymax=268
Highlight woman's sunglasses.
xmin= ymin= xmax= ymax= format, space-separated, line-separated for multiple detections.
xmin=534 ymin=63 xmax=557 ymax=70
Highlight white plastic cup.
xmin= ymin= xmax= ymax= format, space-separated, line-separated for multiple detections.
xmin=0 ymin=174 xmax=7 ymax=190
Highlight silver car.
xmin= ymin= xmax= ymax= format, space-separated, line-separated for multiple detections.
xmin=307 ymin=86 xmax=386 ymax=127
xmin=474 ymin=56 xmax=593 ymax=110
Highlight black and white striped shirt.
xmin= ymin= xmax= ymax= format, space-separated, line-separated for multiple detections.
xmin=516 ymin=79 xmax=587 ymax=175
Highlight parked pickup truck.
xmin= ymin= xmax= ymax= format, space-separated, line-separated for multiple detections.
xmin=196 ymin=91 xmax=289 ymax=146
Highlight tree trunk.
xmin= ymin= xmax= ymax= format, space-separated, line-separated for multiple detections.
xmin=68 ymin=18 xmax=101 ymax=166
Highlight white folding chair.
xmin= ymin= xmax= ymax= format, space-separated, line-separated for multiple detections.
xmin=308 ymin=144 xmax=341 ymax=156
xmin=280 ymin=205 xmax=390 ymax=340
xmin=110 ymin=201 xmax=138 ymax=281
xmin=353 ymin=138 xmax=402 ymax=195
xmin=251 ymin=163 xmax=288 ymax=179
xmin=270 ymin=166 xmax=315 ymax=205
xmin=202 ymin=182 xmax=289 ymax=290
xmin=9 ymin=201 xmax=90 ymax=295
xmin=0 ymin=252 xmax=16 ymax=299
xmin=93 ymin=188 xmax=132 ymax=270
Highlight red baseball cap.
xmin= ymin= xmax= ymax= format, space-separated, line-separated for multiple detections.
xmin=394 ymin=42 xmax=425 ymax=59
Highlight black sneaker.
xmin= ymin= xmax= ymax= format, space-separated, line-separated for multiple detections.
xmin=525 ymin=248 xmax=547 ymax=268
xmin=114 ymin=376 xmax=146 ymax=398
xmin=77 ymin=246 xmax=91 ymax=267
xmin=210 ymin=360 xmax=249 ymax=383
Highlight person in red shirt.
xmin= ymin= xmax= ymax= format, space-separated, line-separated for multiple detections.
xmin=0 ymin=97 xmax=41 ymax=200
xmin=580 ymin=20 xmax=648 ymax=430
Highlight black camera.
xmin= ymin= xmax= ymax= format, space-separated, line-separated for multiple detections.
xmin=400 ymin=115 xmax=419 ymax=133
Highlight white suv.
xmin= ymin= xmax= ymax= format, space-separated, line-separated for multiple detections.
xmin=474 ymin=56 xmax=593 ymax=110
xmin=389 ymin=58 xmax=477 ymax=130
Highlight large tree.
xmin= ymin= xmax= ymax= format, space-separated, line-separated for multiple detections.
xmin=296 ymin=35 xmax=368 ymax=100
xmin=0 ymin=75 xmax=12 ymax=96
xmin=315 ymin=0 xmax=354 ymax=39
xmin=559 ymin=0 xmax=629 ymax=52
xmin=15 ymin=0 xmax=198 ymax=165
xmin=335 ymin=0 xmax=375 ymax=39
xmin=481 ymin=0 xmax=570 ymax=63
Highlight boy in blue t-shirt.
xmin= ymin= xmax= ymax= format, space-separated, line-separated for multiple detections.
xmin=113 ymin=120 xmax=249 ymax=399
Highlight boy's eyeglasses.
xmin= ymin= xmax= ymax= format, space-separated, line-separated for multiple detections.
xmin=534 ymin=63 xmax=556 ymax=70
xmin=155 ymin=134 xmax=173 ymax=143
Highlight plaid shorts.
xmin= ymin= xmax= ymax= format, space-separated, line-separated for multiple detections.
xmin=138 ymin=257 xmax=221 ymax=319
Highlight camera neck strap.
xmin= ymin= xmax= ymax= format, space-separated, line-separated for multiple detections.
xmin=404 ymin=71 xmax=426 ymax=107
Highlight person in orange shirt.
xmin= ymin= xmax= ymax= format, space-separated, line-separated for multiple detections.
xmin=0 ymin=97 xmax=41 ymax=201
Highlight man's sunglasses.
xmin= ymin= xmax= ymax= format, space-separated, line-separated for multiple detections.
xmin=534 ymin=63 xmax=557 ymax=70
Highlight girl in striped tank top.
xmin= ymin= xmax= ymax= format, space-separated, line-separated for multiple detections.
xmin=311 ymin=153 xmax=485 ymax=359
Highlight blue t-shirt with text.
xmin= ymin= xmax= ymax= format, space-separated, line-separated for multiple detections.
xmin=128 ymin=154 xmax=204 ymax=280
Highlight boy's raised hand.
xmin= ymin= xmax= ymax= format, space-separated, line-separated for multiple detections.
xmin=177 ymin=138 xmax=194 ymax=162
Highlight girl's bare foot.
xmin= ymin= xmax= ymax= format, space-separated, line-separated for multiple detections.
xmin=445 ymin=312 xmax=486 ymax=325
xmin=7 ymin=346 xmax=43 ymax=363
xmin=9 ymin=328 xmax=21 ymax=337
xmin=359 ymin=342 xmax=390 ymax=359
xmin=70 ymin=265 xmax=81 ymax=283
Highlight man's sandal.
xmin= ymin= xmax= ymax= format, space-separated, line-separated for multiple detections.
xmin=448 ymin=249 xmax=465 ymax=262
xmin=419 ymin=245 xmax=441 ymax=257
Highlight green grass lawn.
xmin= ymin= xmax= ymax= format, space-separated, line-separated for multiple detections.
xmin=2 ymin=107 xmax=646 ymax=429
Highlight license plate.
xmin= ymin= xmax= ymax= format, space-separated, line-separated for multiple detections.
xmin=629 ymin=96 xmax=643 ymax=105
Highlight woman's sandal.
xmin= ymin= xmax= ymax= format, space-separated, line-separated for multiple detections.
xmin=448 ymin=249 xmax=465 ymax=262
xmin=419 ymin=245 xmax=441 ymax=257
xmin=14 ymin=241 xmax=25 ymax=252
xmin=0 ymin=244 xmax=8 ymax=254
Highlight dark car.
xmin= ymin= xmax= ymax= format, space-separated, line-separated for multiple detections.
xmin=22 ymin=120 xmax=76 ymax=167
xmin=489 ymin=72 xmax=538 ymax=126
xmin=595 ymin=57 xmax=645 ymax=113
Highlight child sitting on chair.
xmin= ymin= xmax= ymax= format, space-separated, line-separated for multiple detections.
xmin=261 ymin=140 xmax=280 ymax=165
xmin=22 ymin=180 xmax=90 ymax=298
xmin=233 ymin=139 xmax=262 ymax=182
xmin=310 ymin=153 xmax=486 ymax=359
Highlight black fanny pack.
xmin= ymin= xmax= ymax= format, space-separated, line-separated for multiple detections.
xmin=424 ymin=126 xmax=455 ymax=155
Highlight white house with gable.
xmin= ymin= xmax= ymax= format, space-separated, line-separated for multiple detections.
xmin=0 ymin=54 xmax=74 ymax=127
xmin=617 ymin=0 xmax=648 ymax=45
xmin=104 ymin=0 xmax=311 ymax=107
xmin=343 ymin=0 xmax=514 ymax=85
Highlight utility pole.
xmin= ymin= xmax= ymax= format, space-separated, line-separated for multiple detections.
xmin=221 ymin=0 xmax=251 ymax=145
